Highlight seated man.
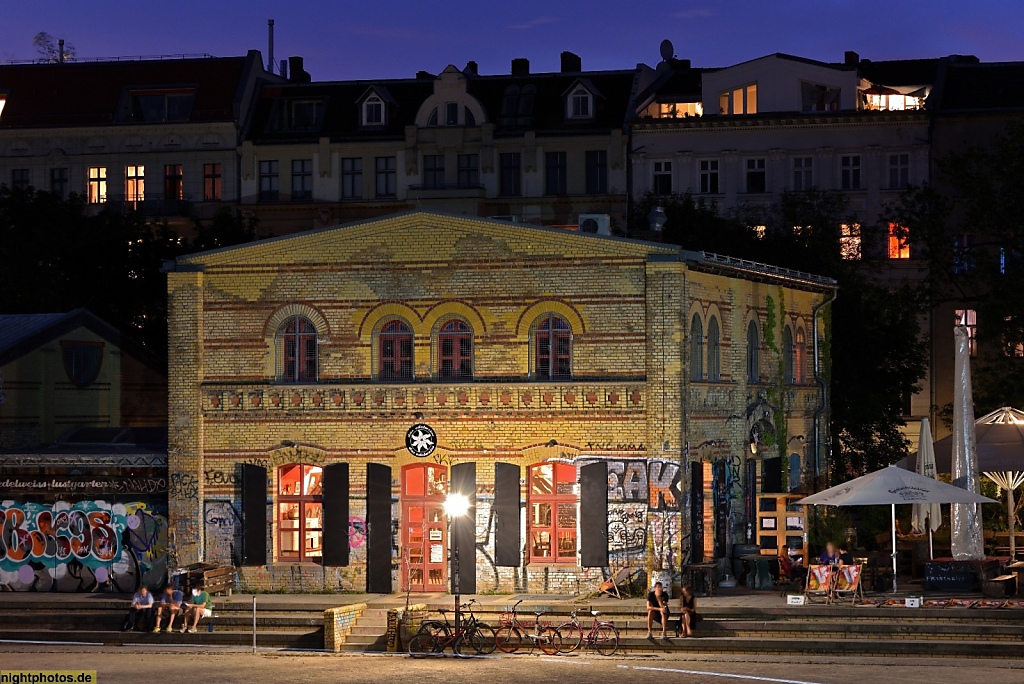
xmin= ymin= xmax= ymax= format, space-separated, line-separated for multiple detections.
xmin=153 ymin=585 xmax=185 ymax=633
xmin=779 ymin=545 xmax=807 ymax=583
xmin=182 ymin=583 xmax=214 ymax=634
xmin=836 ymin=544 xmax=855 ymax=566
xmin=818 ymin=542 xmax=839 ymax=566
xmin=645 ymin=581 xmax=671 ymax=639
xmin=123 ymin=586 xmax=154 ymax=631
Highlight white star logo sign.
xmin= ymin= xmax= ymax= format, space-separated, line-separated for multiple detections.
xmin=406 ymin=423 xmax=437 ymax=457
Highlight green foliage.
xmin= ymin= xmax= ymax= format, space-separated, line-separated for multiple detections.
xmin=807 ymin=507 xmax=851 ymax=555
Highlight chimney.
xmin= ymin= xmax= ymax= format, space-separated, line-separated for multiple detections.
xmin=511 ymin=58 xmax=529 ymax=76
xmin=267 ymin=19 xmax=275 ymax=73
xmin=288 ymin=56 xmax=310 ymax=83
xmin=464 ymin=61 xmax=478 ymax=76
xmin=280 ymin=59 xmax=288 ymax=79
xmin=560 ymin=51 xmax=582 ymax=73
xmin=58 ymin=39 xmax=64 ymax=64
xmin=844 ymin=50 xmax=859 ymax=66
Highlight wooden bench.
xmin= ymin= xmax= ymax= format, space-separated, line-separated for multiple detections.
xmin=181 ymin=563 xmax=236 ymax=597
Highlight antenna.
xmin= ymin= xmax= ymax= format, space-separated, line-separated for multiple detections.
xmin=267 ymin=19 xmax=275 ymax=73
xmin=659 ymin=39 xmax=674 ymax=62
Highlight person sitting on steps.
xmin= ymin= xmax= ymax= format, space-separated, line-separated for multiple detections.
xmin=646 ymin=581 xmax=671 ymax=640
xmin=153 ymin=585 xmax=185 ymax=633
xmin=182 ymin=583 xmax=213 ymax=634
xmin=676 ymin=584 xmax=700 ymax=637
xmin=123 ymin=585 xmax=153 ymax=631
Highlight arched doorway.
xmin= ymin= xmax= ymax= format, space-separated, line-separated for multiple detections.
xmin=401 ymin=463 xmax=448 ymax=591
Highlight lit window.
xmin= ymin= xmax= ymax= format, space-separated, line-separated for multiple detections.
xmin=888 ymin=223 xmax=910 ymax=259
xmin=658 ymin=102 xmax=702 ymax=118
xmin=752 ymin=225 xmax=767 ymax=239
xmin=363 ymin=95 xmax=384 ymax=126
xmin=863 ymin=90 xmax=926 ymax=111
xmin=534 ymin=314 xmax=572 ymax=380
xmin=164 ymin=164 xmax=183 ymax=201
xmin=840 ymin=224 xmax=862 ymax=260
xmin=0 ymin=97 xmax=5 ymax=120
xmin=125 ymin=165 xmax=145 ymax=206
xmin=746 ymin=158 xmax=766 ymax=193
xmin=87 ymin=167 xmax=107 ymax=204
xmin=437 ymin=319 xmax=473 ymax=381
xmin=568 ymin=87 xmax=592 ymax=119
xmin=277 ymin=464 xmax=323 ymax=562
xmin=889 ymin=153 xmax=910 ymax=189
xmin=792 ymin=157 xmax=813 ymax=191
xmin=203 ymin=163 xmax=222 ymax=201
xmin=955 ymin=309 xmax=977 ymax=357
xmin=653 ymin=160 xmax=673 ymax=195
xmin=528 ymin=463 xmax=578 ymax=564
xmin=699 ymin=159 xmax=719 ymax=194
xmin=277 ymin=316 xmax=318 ymax=383
xmin=719 ymin=84 xmax=757 ymax=115
xmin=841 ymin=156 xmax=861 ymax=190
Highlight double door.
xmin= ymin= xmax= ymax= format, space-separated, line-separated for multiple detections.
xmin=402 ymin=464 xmax=448 ymax=592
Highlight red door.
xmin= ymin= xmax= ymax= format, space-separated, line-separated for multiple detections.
xmin=402 ymin=464 xmax=448 ymax=592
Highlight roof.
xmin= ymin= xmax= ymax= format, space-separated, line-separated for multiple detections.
xmin=933 ymin=61 xmax=1024 ymax=112
xmin=0 ymin=308 xmax=161 ymax=369
xmin=0 ymin=52 xmax=262 ymax=128
xmin=244 ymin=67 xmax=637 ymax=143
xmin=858 ymin=57 xmax=944 ymax=87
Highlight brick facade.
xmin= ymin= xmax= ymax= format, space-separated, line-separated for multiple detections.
xmin=166 ymin=211 xmax=834 ymax=593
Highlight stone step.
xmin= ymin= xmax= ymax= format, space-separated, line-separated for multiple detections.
xmin=0 ymin=628 xmax=323 ymax=649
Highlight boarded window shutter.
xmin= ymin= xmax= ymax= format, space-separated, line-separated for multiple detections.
xmin=241 ymin=464 xmax=267 ymax=566
xmin=579 ymin=461 xmax=608 ymax=567
xmin=493 ymin=462 xmax=521 ymax=567
xmin=690 ymin=461 xmax=704 ymax=563
xmin=366 ymin=463 xmax=392 ymax=594
xmin=450 ymin=462 xmax=476 ymax=594
xmin=322 ymin=463 xmax=350 ymax=566
xmin=762 ymin=456 xmax=783 ymax=493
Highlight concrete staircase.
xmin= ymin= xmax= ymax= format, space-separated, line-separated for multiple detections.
xmin=336 ymin=606 xmax=389 ymax=651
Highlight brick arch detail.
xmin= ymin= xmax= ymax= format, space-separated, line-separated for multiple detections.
xmin=264 ymin=303 xmax=331 ymax=339
xmin=422 ymin=300 xmax=488 ymax=335
xmin=357 ymin=302 xmax=424 ymax=338
xmin=515 ymin=299 xmax=587 ymax=338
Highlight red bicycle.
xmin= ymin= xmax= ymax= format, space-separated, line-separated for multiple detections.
xmin=556 ymin=606 xmax=619 ymax=656
xmin=494 ymin=599 xmax=562 ymax=655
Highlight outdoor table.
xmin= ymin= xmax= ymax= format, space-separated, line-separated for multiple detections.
xmin=741 ymin=554 xmax=777 ymax=590
xmin=683 ymin=562 xmax=717 ymax=597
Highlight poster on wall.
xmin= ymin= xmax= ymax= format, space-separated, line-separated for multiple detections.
xmin=429 ymin=544 xmax=443 ymax=563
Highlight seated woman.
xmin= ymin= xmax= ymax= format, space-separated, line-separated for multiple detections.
xmin=779 ymin=545 xmax=807 ymax=583
xmin=676 ymin=585 xmax=700 ymax=637
xmin=818 ymin=542 xmax=839 ymax=566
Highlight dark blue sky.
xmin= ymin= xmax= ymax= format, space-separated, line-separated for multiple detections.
xmin=2 ymin=1 xmax=1022 ymax=79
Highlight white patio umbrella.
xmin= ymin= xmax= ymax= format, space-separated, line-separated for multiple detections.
xmin=911 ymin=418 xmax=942 ymax=559
xmin=799 ymin=465 xmax=996 ymax=593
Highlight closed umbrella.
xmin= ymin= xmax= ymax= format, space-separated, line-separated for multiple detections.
xmin=799 ymin=465 xmax=995 ymax=593
xmin=951 ymin=325 xmax=984 ymax=560
xmin=911 ymin=418 xmax=942 ymax=559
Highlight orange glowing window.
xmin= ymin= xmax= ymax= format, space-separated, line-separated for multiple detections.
xmin=888 ymin=223 xmax=910 ymax=259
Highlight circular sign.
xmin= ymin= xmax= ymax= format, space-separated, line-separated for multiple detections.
xmin=406 ymin=423 xmax=437 ymax=458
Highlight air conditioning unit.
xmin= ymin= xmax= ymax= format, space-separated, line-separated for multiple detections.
xmin=578 ymin=213 xmax=611 ymax=235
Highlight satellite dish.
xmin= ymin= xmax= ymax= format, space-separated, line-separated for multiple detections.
xmin=659 ymin=39 xmax=674 ymax=62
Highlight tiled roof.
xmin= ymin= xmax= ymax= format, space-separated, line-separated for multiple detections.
xmin=0 ymin=54 xmax=257 ymax=128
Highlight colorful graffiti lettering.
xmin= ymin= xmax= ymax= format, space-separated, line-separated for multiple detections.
xmin=348 ymin=516 xmax=366 ymax=548
xmin=579 ymin=457 xmax=682 ymax=511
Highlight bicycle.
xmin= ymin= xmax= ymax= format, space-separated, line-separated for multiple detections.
xmin=417 ymin=599 xmax=495 ymax=656
xmin=494 ymin=599 xmax=562 ymax=655
xmin=412 ymin=606 xmax=482 ymax=656
xmin=556 ymin=606 xmax=619 ymax=656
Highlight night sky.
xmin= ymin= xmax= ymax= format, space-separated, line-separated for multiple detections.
xmin=2 ymin=1 xmax=1022 ymax=80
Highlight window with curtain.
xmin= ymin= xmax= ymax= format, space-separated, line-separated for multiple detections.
xmin=707 ymin=316 xmax=721 ymax=381
xmin=690 ymin=314 xmax=704 ymax=381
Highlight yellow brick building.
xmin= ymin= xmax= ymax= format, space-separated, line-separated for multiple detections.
xmin=165 ymin=211 xmax=834 ymax=593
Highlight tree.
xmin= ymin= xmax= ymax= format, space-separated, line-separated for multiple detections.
xmin=33 ymin=32 xmax=75 ymax=63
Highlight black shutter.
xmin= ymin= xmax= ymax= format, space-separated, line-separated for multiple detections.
xmin=450 ymin=462 xmax=476 ymax=595
xmin=690 ymin=461 xmax=703 ymax=563
xmin=762 ymin=457 xmax=783 ymax=493
xmin=579 ymin=461 xmax=608 ymax=567
xmin=322 ymin=463 xmax=350 ymax=566
xmin=493 ymin=462 xmax=521 ymax=567
xmin=241 ymin=464 xmax=267 ymax=566
xmin=366 ymin=463 xmax=392 ymax=593
xmin=745 ymin=458 xmax=757 ymax=544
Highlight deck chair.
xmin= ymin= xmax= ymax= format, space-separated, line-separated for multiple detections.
xmin=832 ymin=564 xmax=864 ymax=604
xmin=804 ymin=564 xmax=835 ymax=604
xmin=598 ymin=566 xmax=636 ymax=599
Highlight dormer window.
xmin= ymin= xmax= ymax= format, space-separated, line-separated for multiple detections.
xmin=568 ymin=86 xmax=592 ymax=119
xmin=426 ymin=101 xmax=476 ymax=127
xmin=718 ymin=83 xmax=757 ymax=115
xmin=801 ymin=82 xmax=841 ymax=112
xmin=363 ymin=95 xmax=384 ymax=126
xmin=290 ymin=99 xmax=325 ymax=131
xmin=124 ymin=88 xmax=196 ymax=122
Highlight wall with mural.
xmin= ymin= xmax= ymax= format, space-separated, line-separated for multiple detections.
xmin=0 ymin=499 xmax=167 ymax=592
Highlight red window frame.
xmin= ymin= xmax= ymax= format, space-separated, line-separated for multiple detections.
xmin=438 ymin=319 xmax=473 ymax=380
xmin=277 ymin=464 xmax=323 ymax=563
xmin=379 ymin=320 xmax=413 ymax=381
xmin=535 ymin=314 xmax=572 ymax=380
xmin=528 ymin=462 xmax=578 ymax=564
xmin=280 ymin=316 xmax=317 ymax=383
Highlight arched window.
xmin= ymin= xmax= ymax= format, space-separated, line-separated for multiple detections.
xmin=278 ymin=316 xmax=318 ymax=383
xmin=707 ymin=316 xmax=721 ymax=381
xmin=795 ymin=328 xmax=806 ymax=384
xmin=534 ymin=314 xmax=572 ymax=380
xmin=690 ymin=314 xmax=704 ymax=381
xmin=528 ymin=462 xmax=578 ymax=563
xmin=746 ymin=319 xmax=760 ymax=383
xmin=783 ymin=326 xmax=795 ymax=384
xmin=437 ymin=319 xmax=473 ymax=381
xmin=278 ymin=463 xmax=323 ymax=562
xmin=379 ymin=319 xmax=413 ymax=381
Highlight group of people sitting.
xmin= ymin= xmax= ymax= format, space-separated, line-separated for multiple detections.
xmin=123 ymin=583 xmax=214 ymax=634
xmin=645 ymin=582 xmax=700 ymax=640
xmin=777 ymin=541 xmax=856 ymax=584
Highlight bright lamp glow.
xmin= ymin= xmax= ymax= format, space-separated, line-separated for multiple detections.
xmin=443 ymin=492 xmax=470 ymax=519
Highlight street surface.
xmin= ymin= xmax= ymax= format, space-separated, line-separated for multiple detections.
xmin=1 ymin=645 xmax=1022 ymax=684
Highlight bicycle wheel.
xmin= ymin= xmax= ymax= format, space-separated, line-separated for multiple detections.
xmin=494 ymin=625 xmax=522 ymax=653
xmin=408 ymin=631 xmax=436 ymax=658
xmin=472 ymin=622 xmax=497 ymax=655
xmin=592 ymin=625 xmax=619 ymax=656
xmin=455 ymin=629 xmax=484 ymax=657
xmin=556 ymin=622 xmax=583 ymax=653
xmin=418 ymin=620 xmax=450 ymax=638
xmin=537 ymin=626 xmax=562 ymax=655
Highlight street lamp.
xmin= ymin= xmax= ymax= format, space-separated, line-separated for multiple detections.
xmin=443 ymin=492 xmax=470 ymax=632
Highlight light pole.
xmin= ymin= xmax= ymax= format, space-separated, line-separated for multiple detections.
xmin=443 ymin=492 xmax=470 ymax=632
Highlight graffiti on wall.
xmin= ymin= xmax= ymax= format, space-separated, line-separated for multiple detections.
xmin=578 ymin=457 xmax=682 ymax=511
xmin=0 ymin=500 xmax=167 ymax=592
xmin=204 ymin=500 xmax=241 ymax=565
xmin=607 ymin=504 xmax=647 ymax=556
